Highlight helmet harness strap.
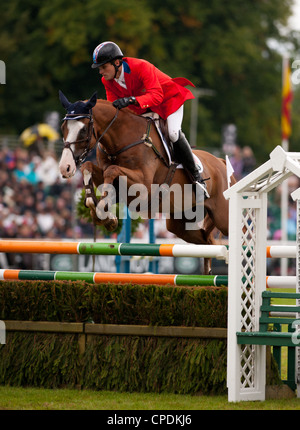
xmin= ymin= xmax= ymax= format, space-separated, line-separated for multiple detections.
xmin=112 ymin=60 xmax=123 ymax=79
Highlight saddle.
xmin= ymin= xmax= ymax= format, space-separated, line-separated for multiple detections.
xmin=141 ymin=112 xmax=175 ymax=164
xmin=141 ymin=112 xmax=203 ymax=173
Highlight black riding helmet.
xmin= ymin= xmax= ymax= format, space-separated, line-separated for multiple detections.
xmin=91 ymin=41 xmax=124 ymax=68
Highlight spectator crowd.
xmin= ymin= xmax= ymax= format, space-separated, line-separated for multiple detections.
xmin=0 ymin=145 xmax=94 ymax=240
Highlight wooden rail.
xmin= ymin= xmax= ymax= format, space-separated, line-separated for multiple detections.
xmin=3 ymin=321 xmax=227 ymax=356
xmin=4 ymin=320 xmax=227 ymax=339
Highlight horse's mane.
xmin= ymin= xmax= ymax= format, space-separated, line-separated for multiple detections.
xmin=96 ymin=99 xmax=112 ymax=105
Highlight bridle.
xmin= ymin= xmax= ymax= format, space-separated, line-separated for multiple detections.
xmin=62 ymin=109 xmax=119 ymax=167
xmin=62 ymin=111 xmax=95 ymax=166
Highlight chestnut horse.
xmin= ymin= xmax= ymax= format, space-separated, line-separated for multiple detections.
xmin=58 ymin=91 xmax=235 ymax=274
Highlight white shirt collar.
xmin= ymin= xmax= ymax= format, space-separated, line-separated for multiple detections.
xmin=114 ymin=65 xmax=127 ymax=89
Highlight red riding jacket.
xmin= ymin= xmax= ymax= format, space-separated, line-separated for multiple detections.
xmin=101 ymin=57 xmax=195 ymax=120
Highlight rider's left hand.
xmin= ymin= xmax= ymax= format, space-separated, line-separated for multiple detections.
xmin=113 ymin=97 xmax=136 ymax=109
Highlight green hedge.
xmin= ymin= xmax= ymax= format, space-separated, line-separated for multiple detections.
xmin=83 ymin=336 xmax=227 ymax=394
xmin=0 ymin=281 xmax=228 ymax=327
xmin=0 ymin=333 xmax=227 ymax=394
xmin=0 ymin=332 xmax=81 ymax=388
xmin=0 ymin=281 xmax=280 ymax=394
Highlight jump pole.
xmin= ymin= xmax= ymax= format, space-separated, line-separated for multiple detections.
xmin=0 ymin=269 xmax=228 ymax=286
xmin=0 ymin=240 xmax=296 ymax=259
xmin=0 ymin=269 xmax=297 ymax=288
xmin=0 ymin=241 xmax=228 ymax=260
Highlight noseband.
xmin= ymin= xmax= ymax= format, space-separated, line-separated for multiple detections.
xmin=62 ymin=111 xmax=95 ymax=166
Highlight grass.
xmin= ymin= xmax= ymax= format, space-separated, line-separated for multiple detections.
xmin=0 ymin=386 xmax=300 ymax=410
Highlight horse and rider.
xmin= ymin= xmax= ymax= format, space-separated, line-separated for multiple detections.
xmin=58 ymin=41 xmax=235 ymax=274
xmin=91 ymin=41 xmax=209 ymax=200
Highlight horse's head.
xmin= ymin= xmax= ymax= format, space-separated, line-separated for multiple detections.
xmin=58 ymin=90 xmax=97 ymax=178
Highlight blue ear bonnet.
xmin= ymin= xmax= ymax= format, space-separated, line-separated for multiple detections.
xmin=63 ymin=101 xmax=92 ymax=120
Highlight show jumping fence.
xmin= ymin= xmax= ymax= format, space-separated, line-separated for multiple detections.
xmin=1 ymin=146 xmax=300 ymax=400
xmin=0 ymin=238 xmax=299 ymax=288
xmin=224 ymin=146 xmax=300 ymax=402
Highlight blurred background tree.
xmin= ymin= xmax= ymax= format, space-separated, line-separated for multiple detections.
xmin=0 ymin=0 xmax=299 ymax=162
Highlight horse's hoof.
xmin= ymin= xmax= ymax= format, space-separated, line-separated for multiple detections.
xmin=90 ymin=210 xmax=103 ymax=226
xmin=85 ymin=197 xmax=96 ymax=209
xmin=104 ymin=217 xmax=118 ymax=232
xmin=93 ymin=218 xmax=104 ymax=226
xmin=96 ymin=200 xmax=110 ymax=220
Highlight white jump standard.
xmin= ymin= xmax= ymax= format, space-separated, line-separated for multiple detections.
xmin=224 ymin=145 xmax=300 ymax=402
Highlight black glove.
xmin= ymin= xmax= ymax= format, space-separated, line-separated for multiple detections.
xmin=113 ymin=96 xmax=136 ymax=109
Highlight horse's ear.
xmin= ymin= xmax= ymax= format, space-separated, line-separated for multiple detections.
xmin=85 ymin=92 xmax=98 ymax=109
xmin=59 ymin=90 xmax=71 ymax=109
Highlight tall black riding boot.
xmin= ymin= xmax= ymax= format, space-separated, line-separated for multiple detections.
xmin=173 ymin=131 xmax=210 ymax=200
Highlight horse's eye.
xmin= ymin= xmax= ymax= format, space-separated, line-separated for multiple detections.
xmin=79 ymin=126 xmax=87 ymax=136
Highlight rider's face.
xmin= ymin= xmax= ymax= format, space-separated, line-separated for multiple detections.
xmin=99 ymin=61 xmax=121 ymax=80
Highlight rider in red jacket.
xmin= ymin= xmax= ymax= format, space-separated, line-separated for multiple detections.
xmin=91 ymin=41 xmax=209 ymax=199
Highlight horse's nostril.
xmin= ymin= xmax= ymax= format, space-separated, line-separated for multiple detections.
xmin=66 ymin=165 xmax=70 ymax=172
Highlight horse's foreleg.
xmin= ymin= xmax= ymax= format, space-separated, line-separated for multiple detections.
xmin=96 ymin=165 xmax=146 ymax=231
xmin=80 ymin=162 xmax=104 ymax=226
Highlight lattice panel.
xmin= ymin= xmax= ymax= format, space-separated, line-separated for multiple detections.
xmin=241 ymin=345 xmax=256 ymax=389
xmin=239 ymin=206 xmax=257 ymax=389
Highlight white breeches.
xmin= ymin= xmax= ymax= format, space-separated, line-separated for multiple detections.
xmin=167 ymin=105 xmax=184 ymax=142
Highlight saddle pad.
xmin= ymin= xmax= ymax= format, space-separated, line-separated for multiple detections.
xmin=142 ymin=112 xmax=203 ymax=173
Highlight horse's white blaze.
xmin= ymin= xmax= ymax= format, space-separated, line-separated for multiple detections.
xmin=59 ymin=120 xmax=85 ymax=178
xmin=66 ymin=120 xmax=85 ymax=143
xmin=59 ymin=148 xmax=76 ymax=178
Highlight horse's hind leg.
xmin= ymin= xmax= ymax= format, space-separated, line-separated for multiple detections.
xmin=166 ymin=214 xmax=215 ymax=275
